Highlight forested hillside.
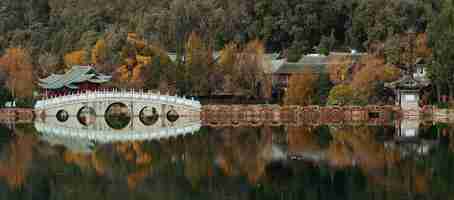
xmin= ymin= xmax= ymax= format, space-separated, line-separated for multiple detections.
xmin=0 ymin=0 xmax=438 ymax=54
xmin=1 ymin=0 xmax=454 ymax=105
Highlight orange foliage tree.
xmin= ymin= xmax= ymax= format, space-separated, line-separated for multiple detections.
xmin=284 ymin=68 xmax=320 ymax=105
xmin=64 ymin=50 xmax=88 ymax=68
xmin=287 ymin=126 xmax=321 ymax=154
xmin=351 ymin=56 xmax=400 ymax=102
xmin=0 ymin=48 xmax=35 ymax=98
xmin=235 ymin=39 xmax=271 ymax=98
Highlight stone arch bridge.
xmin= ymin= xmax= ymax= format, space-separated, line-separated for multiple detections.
xmin=34 ymin=90 xmax=202 ymax=128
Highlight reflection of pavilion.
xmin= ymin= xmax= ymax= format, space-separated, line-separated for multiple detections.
xmin=35 ymin=117 xmax=201 ymax=153
xmin=387 ymin=119 xmax=437 ymax=157
xmin=395 ymin=118 xmax=420 ymax=140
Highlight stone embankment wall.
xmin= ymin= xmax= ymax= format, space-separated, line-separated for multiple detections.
xmin=425 ymin=107 xmax=454 ymax=123
xmin=0 ymin=108 xmax=34 ymax=123
xmin=202 ymin=105 xmax=400 ymax=127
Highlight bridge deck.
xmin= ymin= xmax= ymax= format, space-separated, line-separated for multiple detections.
xmin=35 ymin=90 xmax=202 ymax=110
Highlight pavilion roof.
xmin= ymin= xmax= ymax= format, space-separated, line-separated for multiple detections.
xmin=38 ymin=65 xmax=111 ymax=89
xmin=385 ymin=74 xmax=430 ymax=90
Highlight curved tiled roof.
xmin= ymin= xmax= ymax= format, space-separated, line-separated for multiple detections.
xmin=39 ymin=65 xmax=111 ymax=89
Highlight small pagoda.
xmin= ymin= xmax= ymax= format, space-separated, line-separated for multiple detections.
xmin=38 ymin=65 xmax=111 ymax=97
xmin=385 ymin=74 xmax=430 ymax=110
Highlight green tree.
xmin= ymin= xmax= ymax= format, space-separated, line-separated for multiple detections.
xmin=428 ymin=0 xmax=454 ymax=101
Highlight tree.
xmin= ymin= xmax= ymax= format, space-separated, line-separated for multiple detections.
xmin=327 ymin=84 xmax=359 ymax=105
xmin=427 ymin=0 xmax=454 ymax=100
xmin=0 ymin=48 xmax=35 ymax=98
xmin=351 ymin=56 xmax=400 ymax=103
xmin=284 ymin=68 xmax=319 ymax=106
xmin=184 ymin=31 xmax=212 ymax=96
xmin=235 ymin=39 xmax=268 ymax=98
xmin=37 ymin=52 xmax=61 ymax=76
xmin=318 ymin=30 xmax=336 ymax=55
xmin=64 ymin=50 xmax=88 ymax=68
xmin=327 ymin=55 xmax=352 ymax=84
xmin=91 ymin=39 xmax=107 ymax=65
xmin=286 ymin=41 xmax=310 ymax=62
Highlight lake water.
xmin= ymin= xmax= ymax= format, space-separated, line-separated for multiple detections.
xmin=0 ymin=118 xmax=453 ymax=200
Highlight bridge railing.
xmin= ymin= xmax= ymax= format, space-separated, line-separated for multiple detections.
xmin=35 ymin=89 xmax=202 ymax=109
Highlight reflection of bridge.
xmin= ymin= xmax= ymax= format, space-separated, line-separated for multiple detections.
xmin=34 ymin=90 xmax=202 ymax=119
xmin=35 ymin=117 xmax=202 ymax=153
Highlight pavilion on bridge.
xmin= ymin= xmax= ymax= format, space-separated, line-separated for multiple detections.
xmin=38 ymin=65 xmax=111 ymax=97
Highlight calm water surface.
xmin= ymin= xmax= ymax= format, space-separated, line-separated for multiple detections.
xmin=0 ymin=119 xmax=453 ymax=200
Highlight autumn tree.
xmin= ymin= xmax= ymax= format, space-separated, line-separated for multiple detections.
xmin=91 ymin=39 xmax=107 ymax=66
xmin=183 ymin=31 xmax=212 ymax=96
xmin=384 ymin=33 xmax=432 ymax=67
xmin=285 ymin=68 xmax=320 ymax=106
xmin=0 ymin=134 xmax=36 ymax=189
xmin=216 ymin=42 xmax=239 ymax=93
xmin=37 ymin=52 xmax=61 ymax=77
xmin=327 ymin=55 xmax=352 ymax=84
xmin=234 ymin=39 xmax=270 ymax=98
xmin=351 ymin=56 xmax=400 ymax=103
xmin=64 ymin=50 xmax=88 ymax=68
xmin=327 ymin=84 xmax=358 ymax=106
xmin=0 ymin=48 xmax=35 ymax=98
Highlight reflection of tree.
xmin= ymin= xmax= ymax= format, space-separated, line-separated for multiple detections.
xmin=5 ymin=124 xmax=454 ymax=199
xmin=327 ymin=126 xmax=400 ymax=171
xmin=287 ymin=126 xmax=321 ymax=155
xmin=0 ymin=134 xmax=36 ymax=189
xmin=215 ymin=127 xmax=272 ymax=184
xmin=326 ymin=125 xmax=433 ymax=195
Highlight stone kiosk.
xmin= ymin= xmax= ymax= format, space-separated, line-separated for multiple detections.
xmin=385 ymin=75 xmax=429 ymax=115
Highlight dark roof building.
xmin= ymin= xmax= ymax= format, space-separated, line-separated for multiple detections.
xmin=274 ymin=52 xmax=365 ymax=75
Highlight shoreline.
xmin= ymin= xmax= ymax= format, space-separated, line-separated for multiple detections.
xmin=1 ymin=105 xmax=454 ymax=124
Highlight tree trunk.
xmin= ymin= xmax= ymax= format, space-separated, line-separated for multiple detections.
xmin=449 ymin=83 xmax=454 ymax=102
xmin=436 ymin=83 xmax=441 ymax=103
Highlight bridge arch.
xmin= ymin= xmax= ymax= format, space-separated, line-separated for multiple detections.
xmin=56 ymin=110 xmax=69 ymax=122
xmin=77 ymin=106 xmax=96 ymax=126
xmin=105 ymin=102 xmax=131 ymax=130
xmin=139 ymin=106 xmax=159 ymax=126
xmin=167 ymin=107 xmax=179 ymax=122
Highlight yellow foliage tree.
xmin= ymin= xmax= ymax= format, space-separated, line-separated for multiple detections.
xmin=218 ymin=42 xmax=238 ymax=73
xmin=327 ymin=84 xmax=357 ymax=105
xmin=91 ymin=39 xmax=107 ymax=65
xmin=327 ymin=55 xmax=352 ymax=84
xmin=0 ymin=48 xmax=35 ymax=98
xmin=284 ymin=68 xmax=320 ymax=105
xmin=186 ymin=31 xmax=204 ymax=66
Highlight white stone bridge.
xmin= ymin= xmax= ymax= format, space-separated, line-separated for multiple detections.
xmin=34 ymin=90 xmax=202 ymax=127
